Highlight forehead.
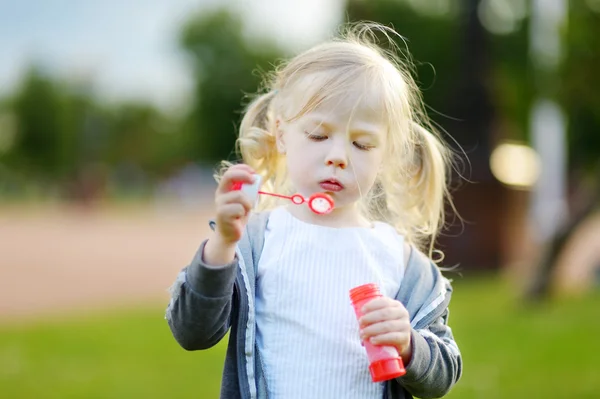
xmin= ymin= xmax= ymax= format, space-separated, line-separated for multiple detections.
xmin=285 ymin=72 xmax=388 ymax=131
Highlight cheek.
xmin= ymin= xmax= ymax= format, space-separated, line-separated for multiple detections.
xmin=285 ymin=151 xmax=314 ymax=181
xmin=289 ymin=140 xmax=320 ymax=163
xmin=356 ymin=151 xmax=384 ymax=176
xmin=373 ymin=152 xmax=385 ymax=175
xmin=287 ymin=149 xmax=307 ymax=166
xmin=352 ymin=152 xmax=383 ymax=190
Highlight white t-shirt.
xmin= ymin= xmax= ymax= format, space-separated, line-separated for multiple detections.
xmin=255 ymin=206 xmax=405 ymax=399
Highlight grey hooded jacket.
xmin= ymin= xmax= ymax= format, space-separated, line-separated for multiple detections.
xmin=166 ymin=211 xmax=462 ymax=398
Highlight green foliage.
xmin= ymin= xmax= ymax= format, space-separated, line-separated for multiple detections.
xmin=0 ymin=1 xmax=598 ymax=195
xmin=1 ymin=277 xmax=599 ymax=398
xmin=179 ymin=9 xmax=284 ymax=164
xmin=487 ymin=20 xmax=534 ymax=141
xmin=560 ymin=4 xmax=600 ymax=172
xmin=8 ymin=67 xmax=66 ymax=178
xmin=0 ymin=7 xmax=286 ymax=197
xmin=102 ymin=103 xmax=183 ymax=177
xmin=346 ymin=0 xmax=461 ymax=130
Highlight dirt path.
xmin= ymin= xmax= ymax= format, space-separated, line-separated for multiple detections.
xmin=0 ymin=201 xmax=215 ymax=322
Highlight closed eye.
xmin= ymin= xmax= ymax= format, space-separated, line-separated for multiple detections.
xmin=353 ymin=141 xmax=375 ymax=151
xmin=305 ymin=131 xmax=327 ymax=141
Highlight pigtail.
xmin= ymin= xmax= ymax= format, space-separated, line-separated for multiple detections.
xmin=409 ymin=121 xmax=453 ymax=259
xmin=231 ymin=90 xmax=285 ymax=209
xmin=238 ymin=90 xmax=276 ymax=166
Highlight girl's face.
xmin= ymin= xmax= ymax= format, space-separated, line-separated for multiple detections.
xmin=276 ymin=86 xmax=388 ymax=220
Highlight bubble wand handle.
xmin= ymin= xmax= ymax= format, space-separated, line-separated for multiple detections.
xmin=257 ymin=191 xmax=294 ymax=201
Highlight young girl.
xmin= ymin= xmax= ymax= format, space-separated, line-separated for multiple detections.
xmin=166 ymin=23 xmax=462 ymax=399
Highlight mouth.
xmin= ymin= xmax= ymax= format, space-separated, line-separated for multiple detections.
xmin=319 ymin=178 xmax=344 ymax=192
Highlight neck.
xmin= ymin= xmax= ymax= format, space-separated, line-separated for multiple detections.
xmin=286 ymin=202 xmax=371 ymax=228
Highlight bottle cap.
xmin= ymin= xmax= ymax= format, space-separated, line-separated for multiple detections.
xmin=369 ymin=358 xmax=406 ymax=382
xmin=349 ymin=283 xmax=380 ymax=305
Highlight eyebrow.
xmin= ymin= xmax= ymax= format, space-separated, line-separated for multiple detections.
xmin=309 ymin=119 xmax=381 ymax=137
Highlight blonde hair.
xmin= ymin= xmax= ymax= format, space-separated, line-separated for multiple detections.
xmin=222 ymin=22 xmax=456 ymax=259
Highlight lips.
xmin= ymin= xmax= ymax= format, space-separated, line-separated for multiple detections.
xmin=319 ymin=178 xmax=344 ymax=192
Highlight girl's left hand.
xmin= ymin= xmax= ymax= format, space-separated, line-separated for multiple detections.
xmin=358 ymin=297 xmax=413 ymax=362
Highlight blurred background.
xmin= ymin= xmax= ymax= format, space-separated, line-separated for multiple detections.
xmin=1 ymin=0 xmax=599 ymax=398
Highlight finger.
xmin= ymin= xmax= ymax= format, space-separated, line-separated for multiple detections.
xmin=219 ymin=170 xmax=255 ymax=193
xmin=218 ymin=170 xmax=256 ymax=193
xmin=227 ymin=163 xmax=255 ymax=174
xmin=219 ymin=203 xmax=247 ymax=220
xmin=361 ymin=297 xmax=399 ymax=313
xmin=223 ymin=163 xmax=256 ymax=179
xmin=360 ymin=319 xmax=409 ymax=339
xmin=359 ymin=306 xmax=407 ymax=327
xmin=369 ymin=331 xmax=411 ymax=348
xmin=217 ymin=191 xmax=253 ymax=213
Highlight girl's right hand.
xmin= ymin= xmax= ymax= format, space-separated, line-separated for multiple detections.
xmin=214 ymin=164 xmax=256 ymax=245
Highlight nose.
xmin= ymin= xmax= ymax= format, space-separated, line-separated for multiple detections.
xmin=324 ymin=139 xmax=348 ymax=169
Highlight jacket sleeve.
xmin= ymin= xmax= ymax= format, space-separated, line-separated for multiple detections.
xmin=395 ymin=300 xmax=462 ymax=398
xmin=165 ymin=239 xmax=238 ymax=351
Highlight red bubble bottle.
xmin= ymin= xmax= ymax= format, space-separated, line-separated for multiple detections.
xmin=349 ymin=283 xmax=406 ymax=382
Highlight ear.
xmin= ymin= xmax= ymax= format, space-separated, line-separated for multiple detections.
xmin=275 ymin=119 xmax=286 ymax=154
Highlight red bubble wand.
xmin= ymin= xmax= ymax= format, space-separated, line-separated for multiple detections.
xmin=231 ymin=175 xmax=335 ymax=215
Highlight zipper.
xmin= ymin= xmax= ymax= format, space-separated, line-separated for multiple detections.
xmin=257 ymin=349 xmax=269 ymax=399
xmin=235 ymin=274 xmax=252 ymax=399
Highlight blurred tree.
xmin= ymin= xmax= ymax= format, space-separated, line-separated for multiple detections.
xmin=561 ymin=2 xmax=600 ymax=175
xmin=527 ymin=2 xmax=600 ymax=300
xmin=100 ymin=102 xmax=187 ymax=191
xmin=478 ymin=1 xmax=533 ymax=143
xmin=179 ymin=9 xmax=284 ymax=164
xmin=561 ymin=1 xmax=600 ymax=229
xmin=8 ymin=66 xmax=66 ymax=179
xmin=105 ymin=103 xmax=169 ymax=173
xmin=0 ymin=65 xmax=187 ymax=199
xmin=1 ymin=67 xmax=107 ymax=191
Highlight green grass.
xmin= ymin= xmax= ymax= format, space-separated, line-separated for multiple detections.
xmin=0 ymin=308 xmax=228 ymax=398
xmin=446 ymin=277 xmax=600 ymax=398
xmin=1 ymin=276 xmax=599 ymax=398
